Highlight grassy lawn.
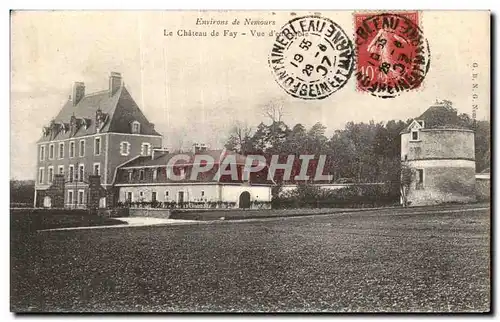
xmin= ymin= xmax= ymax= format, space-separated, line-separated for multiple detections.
xmin=10 ymin=206 xmax=490 ymax=312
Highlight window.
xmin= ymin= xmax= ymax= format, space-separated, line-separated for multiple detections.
xmin=69 ymin=141 xmax=75 ymax=158
xmin=153 ymin=168 xmax=158 ymax=181
xmin=94 ymin=137 xmax=101 ymax=156
xmin=69 ymin=165 xmax=74 ymax=182
xmin=152 ymin=191 xmax=157 ymax=202
xmin=126 ymin=192 xmax=133 ymax=203
xmin=93 ymin=163 xmax=100 ymax=176
xmin=38 ymin=167 xmax=44 ymax=184
xmin=141 ymin=143 xmax=151 ymax=156
xmin=139 ymin=169 xmax=145 ymax=180
xmin=58 ymin=165 xmax=64 ymax=175
xmin=128 ymin=171 xmax=132 ymax=182
xmin=165 ymin=190 xmax=169 ymax=200
xmin=201 ymin=190 xmax=205 ymax=197
xmin=49 ymin=144 xmax=55 ymax=160
xmin=68 ymin=190 xmax=74 ymax=205
xmin=58 ymin=142 xmax=64 ymax=159
xmin=131 ymin=121 xmax=141 ymax=134
xmin=79 ymin=140 xmax=85 ymax=157
xmin=39 ymin=145 xmax=45 ymax=161
xmin=48 ymin=166 xmax=54 ymax=183
xmin=78 ymin=190 xmax=84 ymax=205
xmin=416 ymin=169 xmax=424 ymax=189
xmin=120 ymin=141 xmax=130 ymax=156
xmin=139 ymin=191 xmax=144 ymax=200
xmin=411 ymin=130 xmax=419 ymax=141
xmin=79 ymin=164 xmax=84 ymax=182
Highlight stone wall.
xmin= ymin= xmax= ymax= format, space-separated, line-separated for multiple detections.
xmin=129 ymin=208 xmax=172 ymax=218
xmin=476 ymin=178 xmax=490 ymax=201
xmin=407 ymin=166 xmax=476 ymax=206
xmin=401 ymin=129 xmax=475 ymax=161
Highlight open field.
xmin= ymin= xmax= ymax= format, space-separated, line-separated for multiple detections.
xmin=11 ymin=205 xmax=490 ymax=312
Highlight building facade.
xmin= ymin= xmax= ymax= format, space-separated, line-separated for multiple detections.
xmin=34 ymin=72 xmax=162 ymax=208
xmin=400 ymin=104 xmax=476 ymax=206
xmin=114 ymin=147 xmax=273 ymax=208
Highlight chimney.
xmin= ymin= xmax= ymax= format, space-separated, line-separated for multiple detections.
xmin=193 ymin=143 xmax=208 ymax=154
xmin=109 ymin=72 xmax=122 ymax=96
xmin=72 ymin=82 xmax=85 ymax=106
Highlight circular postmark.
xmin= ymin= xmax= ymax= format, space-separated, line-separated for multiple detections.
xmin=268 ymin=16 xmax=355 ymax=100
xmin=355 ymin=12 xmax=431 ymax=98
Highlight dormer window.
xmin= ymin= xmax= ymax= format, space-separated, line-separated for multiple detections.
xmin=83 ymin=118 xmax=91 ymax=130
xmin=131 ymin=121 xmax=141 ymax=134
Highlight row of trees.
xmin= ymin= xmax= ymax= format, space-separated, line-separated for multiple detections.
xmin=10 ymin=180 xmax=35 ymax=207
xmin=224 ymin=100 xmax=490 ymax=187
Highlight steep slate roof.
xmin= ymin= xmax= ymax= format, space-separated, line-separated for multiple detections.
xmin=38 ymin=86 xmax=160 ymax=143
xmin=120 ymin=149 xmax=250 ymax=168
xmin=401 ymin=104 xmax=471 ymax=134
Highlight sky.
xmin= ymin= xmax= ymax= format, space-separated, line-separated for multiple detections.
xmin=10 ymin=11 xmax=490 ymax=180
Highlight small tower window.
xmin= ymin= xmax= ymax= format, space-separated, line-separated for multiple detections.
xmin=411 ymin=130 xmax=419 ymax=141
xmin=416 ymin=169 xmax=424 ymax=190
xmin=131 ymin=121 xmax=141 ymax=134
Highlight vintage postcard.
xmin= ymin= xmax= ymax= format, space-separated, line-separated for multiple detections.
xmin=10 ymin=10 xmax=490 ymax=313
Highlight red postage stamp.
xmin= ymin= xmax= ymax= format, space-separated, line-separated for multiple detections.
xmin=354 ymin=11 xmax=430 ymax=98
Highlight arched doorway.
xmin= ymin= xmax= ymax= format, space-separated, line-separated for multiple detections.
xmin=239 ymin=191 xmax=251 ymax=209
xmin=43 ymin=196 xmax=52 ymax=208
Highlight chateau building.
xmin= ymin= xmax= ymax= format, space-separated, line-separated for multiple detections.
xmin=400 ymin=103 xmax=476 ymax=206
xmin=114 ymin=145 xmax=273 ymax=208
xmin=34 ymin=72 xmax=272 ymax=209
xmin=34 ymin=72 xmax=162 ymax=208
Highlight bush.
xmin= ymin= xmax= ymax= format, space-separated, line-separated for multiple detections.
xmin=272 ymin=183 xmax=398 ymax=209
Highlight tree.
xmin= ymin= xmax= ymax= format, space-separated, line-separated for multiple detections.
xmin=224 ymin=121 xmax=254 ymax=154
xmin=474 ymin=120 xmax=491 ymax=172
xmin=306 ymin=122 xmax=328 ymax=155
xmin=400 ymin=162 xmax=413 ymax=207
xmin=262 ymin=98 xmax=285 ymax=123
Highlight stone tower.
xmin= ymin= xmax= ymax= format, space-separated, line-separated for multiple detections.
xmin=400 ymin=103 xmax=476 ymax=206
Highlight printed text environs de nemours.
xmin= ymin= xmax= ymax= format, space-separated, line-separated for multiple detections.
xmin=163 ymin=17 xmax=278 ymax=38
